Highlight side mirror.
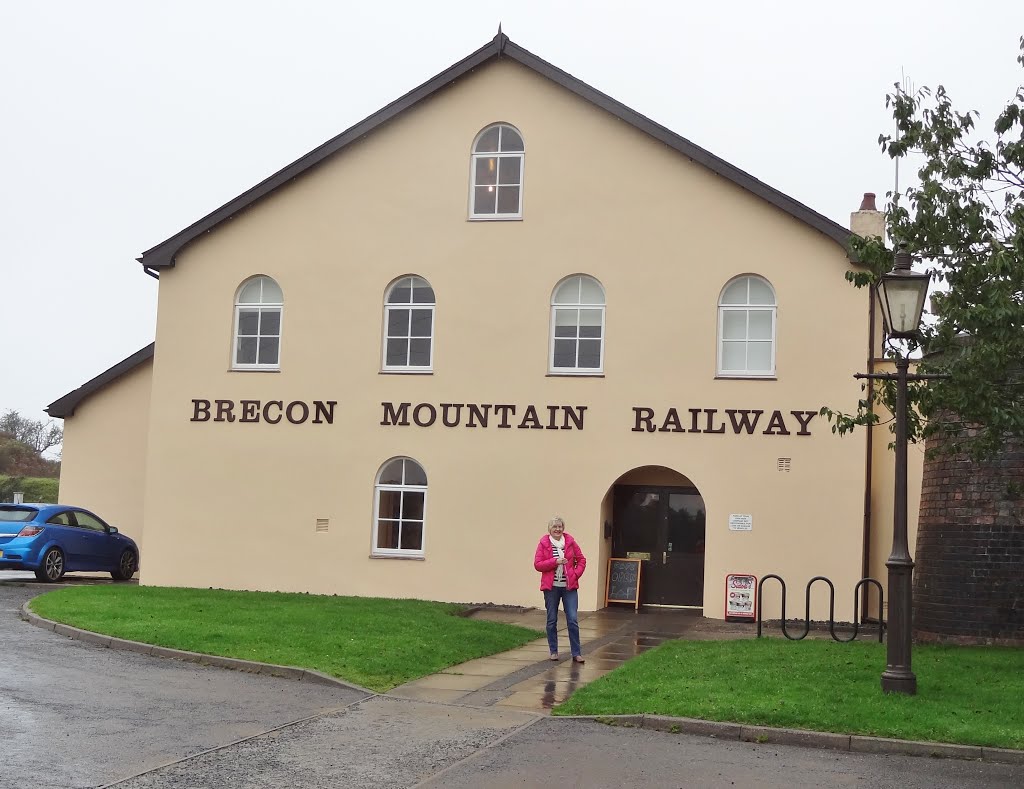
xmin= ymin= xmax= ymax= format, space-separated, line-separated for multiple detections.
xmin=107 ymin=526 xmax=119 ymax=535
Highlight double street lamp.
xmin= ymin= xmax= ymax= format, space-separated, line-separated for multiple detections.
xmin=857 ymin=244 xmax=931 ymax=695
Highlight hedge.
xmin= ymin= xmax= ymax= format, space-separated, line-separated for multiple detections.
xmin=0 ymin=476 xmax=59 ymax=503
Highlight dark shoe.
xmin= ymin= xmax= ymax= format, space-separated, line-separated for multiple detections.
xmin=572 ymin=655 xmax=585 ymax=664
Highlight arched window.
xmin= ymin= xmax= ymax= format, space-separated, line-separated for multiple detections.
xmin=232 ymin=275 xmax=283 ymax=369
xmin=550 ymin=275 xmax=605 ymax=373
xmin=383 ymin=276 xmax=435 ymax=371
xmin=373 ymin=457 xmax=427 ymax=557
xmin=717 ymin=275 xmax=776 ymax=377
xmin=470 ymin=123 xmax=524 ymax=219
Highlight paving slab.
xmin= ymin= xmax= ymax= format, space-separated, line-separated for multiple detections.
xmin=440 ymin=660 xmax=522 ymax=677
xmin=384 ymin=686 xmax=471 ymax=703
xmin=400 ymin=672 xmax=495 ymax=691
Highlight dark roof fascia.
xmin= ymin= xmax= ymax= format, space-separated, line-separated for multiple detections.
xmin=138 ymin=32 xmax=852 ymax=271
xmin=138 ymin=36 xmax=506 ymax=270
xmin=46 ymin=343 xmax=155 ymax=419
xmin=501 ymin=40 xmax=854 ymax=253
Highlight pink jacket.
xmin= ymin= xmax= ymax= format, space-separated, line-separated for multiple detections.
xmin=534 ymin=533 xmax=587 ymax=591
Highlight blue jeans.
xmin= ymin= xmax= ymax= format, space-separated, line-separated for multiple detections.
xmin=543 ymin=587 xmax=581 ymax=657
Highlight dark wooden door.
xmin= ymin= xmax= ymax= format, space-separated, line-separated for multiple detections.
xmin=613 ymin=486 xmax=705 ymax=606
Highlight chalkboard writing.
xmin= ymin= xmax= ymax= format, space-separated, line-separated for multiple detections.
xmin=605 ymin=558 xmax=642 ymax=610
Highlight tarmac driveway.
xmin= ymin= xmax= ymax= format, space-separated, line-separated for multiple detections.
xmin=3 ymin=581 xmax=1023 ymax=788
xmin=0 ymin=583 xmax=368 ymax=789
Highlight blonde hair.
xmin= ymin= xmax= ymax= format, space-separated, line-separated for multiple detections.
xmin=547 ymin=517 xmax=565 ymax=533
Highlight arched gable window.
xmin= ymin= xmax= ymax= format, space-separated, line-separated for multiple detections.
xmin=373 ymin=457 xmax=427 ymax=557
xmin=232 ymin=275 xmax=283 ymax=369
xmin=469 ymin=123 xmax=524 ymax=219
xmin=717 ymin=275 xmax=776 ymax=377
xmin=550 ymin=275 xmax=605 ymax=373
xmin=383 ymin=276 xmax=435 ymax=372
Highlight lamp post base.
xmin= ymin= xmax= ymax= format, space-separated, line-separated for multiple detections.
xmin=881 ymin=669 xmax=917 ymax=695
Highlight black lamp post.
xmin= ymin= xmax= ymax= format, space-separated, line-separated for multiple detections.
xmin=874 ymin=245 xmax=930 ymax=695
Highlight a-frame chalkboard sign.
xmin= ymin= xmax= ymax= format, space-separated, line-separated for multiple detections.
xmin=605 ymin=557 xmax=642 ymax=610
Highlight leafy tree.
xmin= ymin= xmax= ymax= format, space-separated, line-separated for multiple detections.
xmin=0 ymin=409 xmax=63 ymax=456
xmin=830 ymin=38 xmax=1024 ymax=459
xmin=0 ymin=410 xmax=61 ymax=478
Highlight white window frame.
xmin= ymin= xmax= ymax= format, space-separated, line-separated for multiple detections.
xmin=549 ymin=275 xmax=606 ymax=374
xmin=469 ymin=123 xmax=524 ymax=221
xmin=382 ymin=276 xmax=435 ymax=373
xmin=232 ymin=275 xmax=283 ymax=371
xmin=372 ymin=457 xmax=427 ymax=558
xmin=716 ymin=275 xmax=777 ymax=378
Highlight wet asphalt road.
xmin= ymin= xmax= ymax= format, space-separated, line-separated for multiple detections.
xmin=3 ymin=580 xmax=1023 ymax=788
xmin=0 ymin=582 xmax=368 ymax=788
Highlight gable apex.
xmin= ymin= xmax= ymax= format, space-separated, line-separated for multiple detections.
xmin=137 ymin=35 xmax=852 ymax=272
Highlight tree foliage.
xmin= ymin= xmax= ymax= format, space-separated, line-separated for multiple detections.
xmin=832 ymin=38 xmax=1024 ymax=459
xmin=0 ymin=409 xmax=63 ymax=455
xmin=0 ymin=410 xmax=61 ymax=478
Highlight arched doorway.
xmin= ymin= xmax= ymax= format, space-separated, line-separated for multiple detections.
xmin=609 ymin=466 xmax=706 ymax=608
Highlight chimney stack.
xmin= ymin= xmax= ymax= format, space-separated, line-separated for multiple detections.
xmin=850 ymin=192 xmax=885 ymax=240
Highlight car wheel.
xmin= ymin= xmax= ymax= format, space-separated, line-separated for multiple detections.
xmin=35 ymin=548 xmax=65 ymax=582
xmin=111 ymin=549 xmax=137 ymax=581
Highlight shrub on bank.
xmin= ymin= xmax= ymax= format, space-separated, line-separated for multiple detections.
xmin=0 ymin=475 xmax=59 ymax=503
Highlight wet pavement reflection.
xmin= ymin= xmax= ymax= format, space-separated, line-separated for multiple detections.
xmin=386 ymin=607 xmax=757 ymax=713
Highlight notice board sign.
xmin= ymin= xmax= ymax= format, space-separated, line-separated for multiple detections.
xmin=725 ymin=573 xmax=757 ymax=620
xmin=605 ymin=558 xmax=642 ymax=611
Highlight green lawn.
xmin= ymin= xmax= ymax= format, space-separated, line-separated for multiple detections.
xmin=30 ymin=586 xmax=540 ymax=692
xmin=555 ymin=638 xmax=1024 ymax=749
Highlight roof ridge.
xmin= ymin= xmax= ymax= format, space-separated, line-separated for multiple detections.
xmin=137 ymin=34 xmax=852 ymax=271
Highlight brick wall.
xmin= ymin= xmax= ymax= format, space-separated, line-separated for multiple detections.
xmin=914 ymin=430 xmax=1024 ymax=646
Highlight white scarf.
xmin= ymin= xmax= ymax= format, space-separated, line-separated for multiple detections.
xmin=550 ymin=535 xmax=566 ymax=584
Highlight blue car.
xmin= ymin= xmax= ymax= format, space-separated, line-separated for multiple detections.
xmin=0 ymin=504 xmax=139 ymax=582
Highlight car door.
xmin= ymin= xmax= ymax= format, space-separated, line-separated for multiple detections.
xmin=69 ymin=510 xmax=115 ymax=570
xmin=47 ymin=511 xmax=86 ymax=568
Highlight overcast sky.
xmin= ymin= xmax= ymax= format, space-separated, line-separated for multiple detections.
xmin=2 ymin=1 xmax=1022 ymax=439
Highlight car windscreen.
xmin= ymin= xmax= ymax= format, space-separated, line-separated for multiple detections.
xmin=0 ymin=506 xmax=39 ymax=522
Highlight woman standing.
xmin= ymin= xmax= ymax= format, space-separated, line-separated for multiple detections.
xmin=533 ymin=517 xmax=587 ymax=663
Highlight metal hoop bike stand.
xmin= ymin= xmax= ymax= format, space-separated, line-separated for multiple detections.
xmin=756 ymin=574 xmax=884 ymax=643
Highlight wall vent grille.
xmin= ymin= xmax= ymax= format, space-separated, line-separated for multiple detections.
xmin=777 ymin=458 xmax=792 ymax=472
xmin=315 ymin=518 xmax=330 ymax=533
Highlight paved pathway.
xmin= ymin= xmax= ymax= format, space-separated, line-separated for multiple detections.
xmin=388 ymin=607 xmax=757 ymax=711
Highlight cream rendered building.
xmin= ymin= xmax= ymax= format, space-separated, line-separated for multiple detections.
xmin=48 ymin=33 xmax=921 ymax=621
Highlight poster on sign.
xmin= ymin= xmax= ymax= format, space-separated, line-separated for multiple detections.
xmin=725 ymin=573 xmax=757 ymax=620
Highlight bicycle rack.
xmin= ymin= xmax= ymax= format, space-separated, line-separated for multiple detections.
xmin=756 ymin=574 xmax=884 ymax=643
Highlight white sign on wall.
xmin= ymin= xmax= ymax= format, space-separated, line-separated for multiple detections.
xmin=728 ymin=514 xmax=752 ymax=531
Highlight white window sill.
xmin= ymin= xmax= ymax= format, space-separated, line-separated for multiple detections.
xmin=229 ymin=367 xmax=281 ymax=373
xmin=547 ymin=372 xmax=604 ymax=378
xmin=380 ymin=369 xmax=433 ymax=375
xmin=370 ymin=553 xmax=426 ymax=561
xmin=468 ymin=215 xmax=523 ymax=222
xmin=715 ymin=374 xmax=777 ymax=380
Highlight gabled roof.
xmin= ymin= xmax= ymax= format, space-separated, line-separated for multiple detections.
xmin=138 ymin=32 xmax=852 ymax=271
xmin=47 ymin=343 xmax=155 ymax=419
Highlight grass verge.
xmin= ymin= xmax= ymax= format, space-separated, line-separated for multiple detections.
xmin=30 ymin=586 xmax=540 ymax=692
xmin=554 ymin=638 xmax=1024 ymax=749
